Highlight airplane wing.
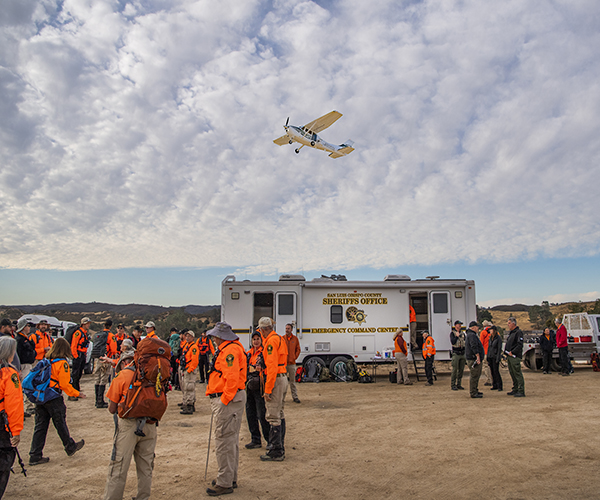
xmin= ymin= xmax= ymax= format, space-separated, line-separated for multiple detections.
xmin=303 ymin=111 xmax=343 ymax=134
xmin=329 ymin=144 xmax=354 ymax=159
xmin=273 ymin=135 xmax=290 ymax=146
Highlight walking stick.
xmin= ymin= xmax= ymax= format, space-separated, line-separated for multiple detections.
xmin=204 ymin=411 xmax=214 ymax=481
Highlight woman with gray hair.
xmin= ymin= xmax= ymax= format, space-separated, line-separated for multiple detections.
xmin=0 ymin=336 xmax=24 ymax=498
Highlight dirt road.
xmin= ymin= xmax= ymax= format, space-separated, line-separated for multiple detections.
xmin=7 ymin=363 xmax=599 ymax=500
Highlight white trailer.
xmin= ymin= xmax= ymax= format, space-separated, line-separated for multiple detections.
xmin=221 ymin=274 xmax=477 ymax=370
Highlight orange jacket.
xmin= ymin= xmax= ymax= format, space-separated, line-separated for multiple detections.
xmin=480 ymin=328 xmax=491 ymax=355
xmin=422 ymin=336 xmax=436 ymax=358
xmin=284 ymin=334 xmax=301 ymax=365
xmin=71 ymin=327 xmax=89 ymax=358
xmin=145 ymin=331 xmax=158 ymax=339
xmin=49 ymin=358 xmax=80 ymax=398
xmin=0 ymin=366 xmax=24 ymax=437
xmin=30 ymin=330 xmax=53 ymax=360
xmin=206 ymin=340 xmax=247 ymax=405
xmin=107 ymin=332 xmax=125 ymax=358
xmin=409 ymin=306 xmax=416 ymax=323
xmin=263 ymin=331 xmax=288 ymax=394
xmin=247 ymin=346 xmax=263 ymax=371
xmin=183 ymin=340 xmax=199 ymax=373
xmin=393 ymin=335 xmax=408 ymax=355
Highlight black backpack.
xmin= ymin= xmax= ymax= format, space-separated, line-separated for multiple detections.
xmin=64 ymin=324 xmax=79 ymax=344
xmin=389 ymin=369 xmax=397 ymax=383
xmin=90 ymin=331 xmax=109 ymax=359
xmin=303 ymin=358 xmax=322 ymax=382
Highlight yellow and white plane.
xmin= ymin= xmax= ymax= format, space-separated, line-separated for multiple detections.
xmin=273 ymin=110 xmax=355 ymax=158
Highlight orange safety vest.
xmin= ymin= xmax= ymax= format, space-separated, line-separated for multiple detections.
xmin=183 ymin=340 xmax=199 ymax=373
xmin=206 ymin=340 xmax=247 ymax=405
xmin=30 ymin=330 xmax=53 ymax=360
xmin=422 ymin=336 xmax=436 ymax=358
xmin=394 ymin=335 xmax=407 ymax=355
xmin=71 ymin=327 xmax=89 ymax=358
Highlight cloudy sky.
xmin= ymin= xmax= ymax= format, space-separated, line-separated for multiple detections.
xmin=1 ymin=0 xmax=599 ymax=307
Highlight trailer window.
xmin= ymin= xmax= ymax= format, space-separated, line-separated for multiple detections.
xmin=432 ymin=293 xmax=448 ymax=314
xmin=278 ymin=294 xmax=294 ymax=315
xmin=330 ymin=305 xmax=343 ymax=324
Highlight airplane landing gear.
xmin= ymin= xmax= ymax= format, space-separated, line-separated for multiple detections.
xmin=289 ymin=140 xmax=293 ymax=144
xmin=310 ymin=141 xmax=315 ymax=146
xmin=295 ymin=148 xmax=300 ymax=154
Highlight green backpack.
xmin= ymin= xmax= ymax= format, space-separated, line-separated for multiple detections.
xmin=319 ymin=366 xmax=331 ymax=382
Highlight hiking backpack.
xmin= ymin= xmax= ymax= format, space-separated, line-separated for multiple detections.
xmin=332 ymin=360 xmax=348 ymax=382
xmin=345 ymin=359 xmax=359 ymax=382
xmin=357 ymin=369 xmax=373 ymax=383
xmin=319 ymin=366 xmax=331 ymax=382
xmin=63 ymin=324 xmax=78 ymax=344
xmin=22 ymin=359 xmax=64 ymax=404
xmin=90 ymin=331 xmax=109 ymax=359
xmin=117 ymin=337 xmax=171 ymax=421
xmin=295 ymin=366 xmax=304 ymax=383
xmin=303 ymin=358 xmax=322 ymax=382
xmin=389 ymin=369 xmax=398 ymax=383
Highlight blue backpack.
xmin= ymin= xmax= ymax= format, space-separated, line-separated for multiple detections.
xmin=22 ymin=359 xmax=64 ymax=404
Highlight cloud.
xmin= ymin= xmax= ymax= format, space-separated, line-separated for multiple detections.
xmin=1 ymin=0 xmax=600 ymax=273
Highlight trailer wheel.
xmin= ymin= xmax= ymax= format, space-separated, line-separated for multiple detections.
xmin=329 ymin=356 xmax=349 ymax=372
xmin=524 ymin=351 xmax=542 ymax=371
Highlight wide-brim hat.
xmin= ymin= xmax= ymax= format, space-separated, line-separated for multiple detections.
xmin=207 ymin=322 xmax=238 ymax=342
xmin=16 ymin=318 xmax=29 ymax=333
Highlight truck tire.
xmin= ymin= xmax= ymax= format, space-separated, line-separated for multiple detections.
xmin=550 ymin=358 xmax=561 ymax=372
xmin=524 ymin=351 xmax=542 ymax=371
xmin=329 ymin=355 xmax=349 ymax=372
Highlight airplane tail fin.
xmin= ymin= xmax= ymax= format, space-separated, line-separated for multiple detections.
xmin=329 ymin=140 xmax=355 ymax=159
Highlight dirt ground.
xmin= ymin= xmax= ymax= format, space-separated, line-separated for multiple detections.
xmin=6 ymin=362 xmax=600 ymax=500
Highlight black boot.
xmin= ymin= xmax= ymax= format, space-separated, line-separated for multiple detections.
xmin=260 ymin=425 xmax=284 ymax=461
xmin=95 ymin=385 xmax=108 ymax=408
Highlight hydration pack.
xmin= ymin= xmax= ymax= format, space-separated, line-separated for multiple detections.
xmin=117 ymin=337 xmax=171 ymax=421
xmin=22 ymin=359 xmax=64 ymax=404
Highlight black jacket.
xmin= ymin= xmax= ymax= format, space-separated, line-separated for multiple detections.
xmin=487 ymin=335 xmax=502 ymax=363
xmin=465 ymin=328 xmax=485 ymax=361
xmin=505 ymin=327 xmax=524 ymax=358
xmin=16 ymin=331 xmax=37 ymax=365
xmin=539 ymin=331 xmax=555 ymax=353
xmin=450 ymin=330 xmax=466 ymax=354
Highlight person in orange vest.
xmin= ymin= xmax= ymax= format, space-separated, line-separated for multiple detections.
xmin=29 ymin=319 xmax=53 ymax=366
xmin=144 ymin=321 xmax=158 ymax=339
xmin=205 ymin=322 xmax=247 ymax=497
xmin=179 ymin=330 xmax=199 ymax=415
xmin=29 ymin=337 xmax=85 ymax=465
xmin=244 ymin=331 xmax=269 ymax=449
xmin=92 ymin=319 xmax=114 ymax=409
xmin=422 ymin=331 xmax=436 ymax=386
xmin=393 ymin=329 xmax=412 ymax=385
xmin=113 ymin=324 xmax=126 ymax=353
xmin=258 ymin=317 xmax=288 ymax=462
xmin=197 ymin=331 xmax=211 ymax=384
xmin=69 ymin=317 xmax=91 ymax=400
xmin=409 ymin=305 xmax=417 ymax=351
xmin=479 ymin=320 xmax=493 ymax=386
xmin=0 ymin=336 xmax=24 ymax=497
xmin=284 ymin=324 xmax=301 ymax=403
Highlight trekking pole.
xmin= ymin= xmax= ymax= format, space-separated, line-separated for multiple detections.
xmin=204 ymin=411 xmax=214 ymax=481
xmin=0 ymin=410 xmax=27 ymax=477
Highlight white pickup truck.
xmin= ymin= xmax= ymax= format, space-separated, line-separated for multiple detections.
xmin=522 ymin=313 xmax=600 ymax=371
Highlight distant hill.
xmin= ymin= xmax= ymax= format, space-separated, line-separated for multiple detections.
xmin=1 ymin=302 xmax=218 ymax=317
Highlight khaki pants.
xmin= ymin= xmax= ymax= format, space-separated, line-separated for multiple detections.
xmin=482 ymin=361 xmax=492 ymax=383
xmin=95 ymin=359 xmax=111 ymax=385
xmin=103 ymin=418 xmax=157 ymax=500
xmin=181 ymin=368 xmax=198 ymax=406
xmin=20 ymin=363 xmax=35 ymax=412
xmin=265 ymin=374 xmax=288 ymax=427
xmin=286 ymin=365 xmax=299 ymax=400
xmin=211 ymin=390 xmax=246 ymax=488
xmin=395 ymin=352 xmax=410 ymax=384
xmin=410 ymin=322 xmax=417 ymax=350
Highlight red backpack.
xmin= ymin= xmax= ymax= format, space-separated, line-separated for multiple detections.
xmin=118 ymin=337 xmax=171 ymax=421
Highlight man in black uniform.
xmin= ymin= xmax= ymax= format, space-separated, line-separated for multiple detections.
xmin=505 ymin=317 xmax=525 ymax=397
xmin=465 ymin=321 xmax=485 ymax=399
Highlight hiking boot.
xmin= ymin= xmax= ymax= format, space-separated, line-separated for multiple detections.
xmin=191 ymin=403 xmax=196 ymax=412
xmin=451 ymin=386 xmax=458 ymax=391
xmin=67 ymin=439 xmax=85 ymax=457
xmin=426 ymin=382 xmax=433 ymax=386
xmin=212 ymin=479 xmax=237 ymax=489
xmin=404 ymin=381 xmax=413 ymax=385
xmin=29 ymin=457 xmax=50 ymax=466
xmin=95 ymin=402 xmax=109 ymax=409
xmin=507 ymin=391 xmax=516 ymax=395
xmin=245 ymin=442 xmax=262 ymax=449
xmin=177 ymin=402 xmax=184 ymax=407
xmin=513 ymin=393 xmax=526 ymax=398
xmin=180 ymin=405 xmax=194 ymax=415
xmin=260 ymin=453 xmax=285 ymax=462
xmin=293 ymin=398 xmax=301 ymax=403
xmin=206 ymin=485 xmax=234 ymax=496
xmin=484 ymin=382 xmax=492 ymax=386
xmin=457 ymin=386 xmax=465 ymax=390
xmin=67 ymin=396 xmax=79 ymax=401
xmin=470 ymin=394 xmax=483 ymax=398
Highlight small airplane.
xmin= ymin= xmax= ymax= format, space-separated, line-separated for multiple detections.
xmin=273 ymin=110 xmax=355 ymax=158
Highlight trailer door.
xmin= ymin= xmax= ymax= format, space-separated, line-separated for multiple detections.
xmin=275 ymin=292 xmax=296 ymax=336
xmin=429 ymin=291 xmax=452 ymax=351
